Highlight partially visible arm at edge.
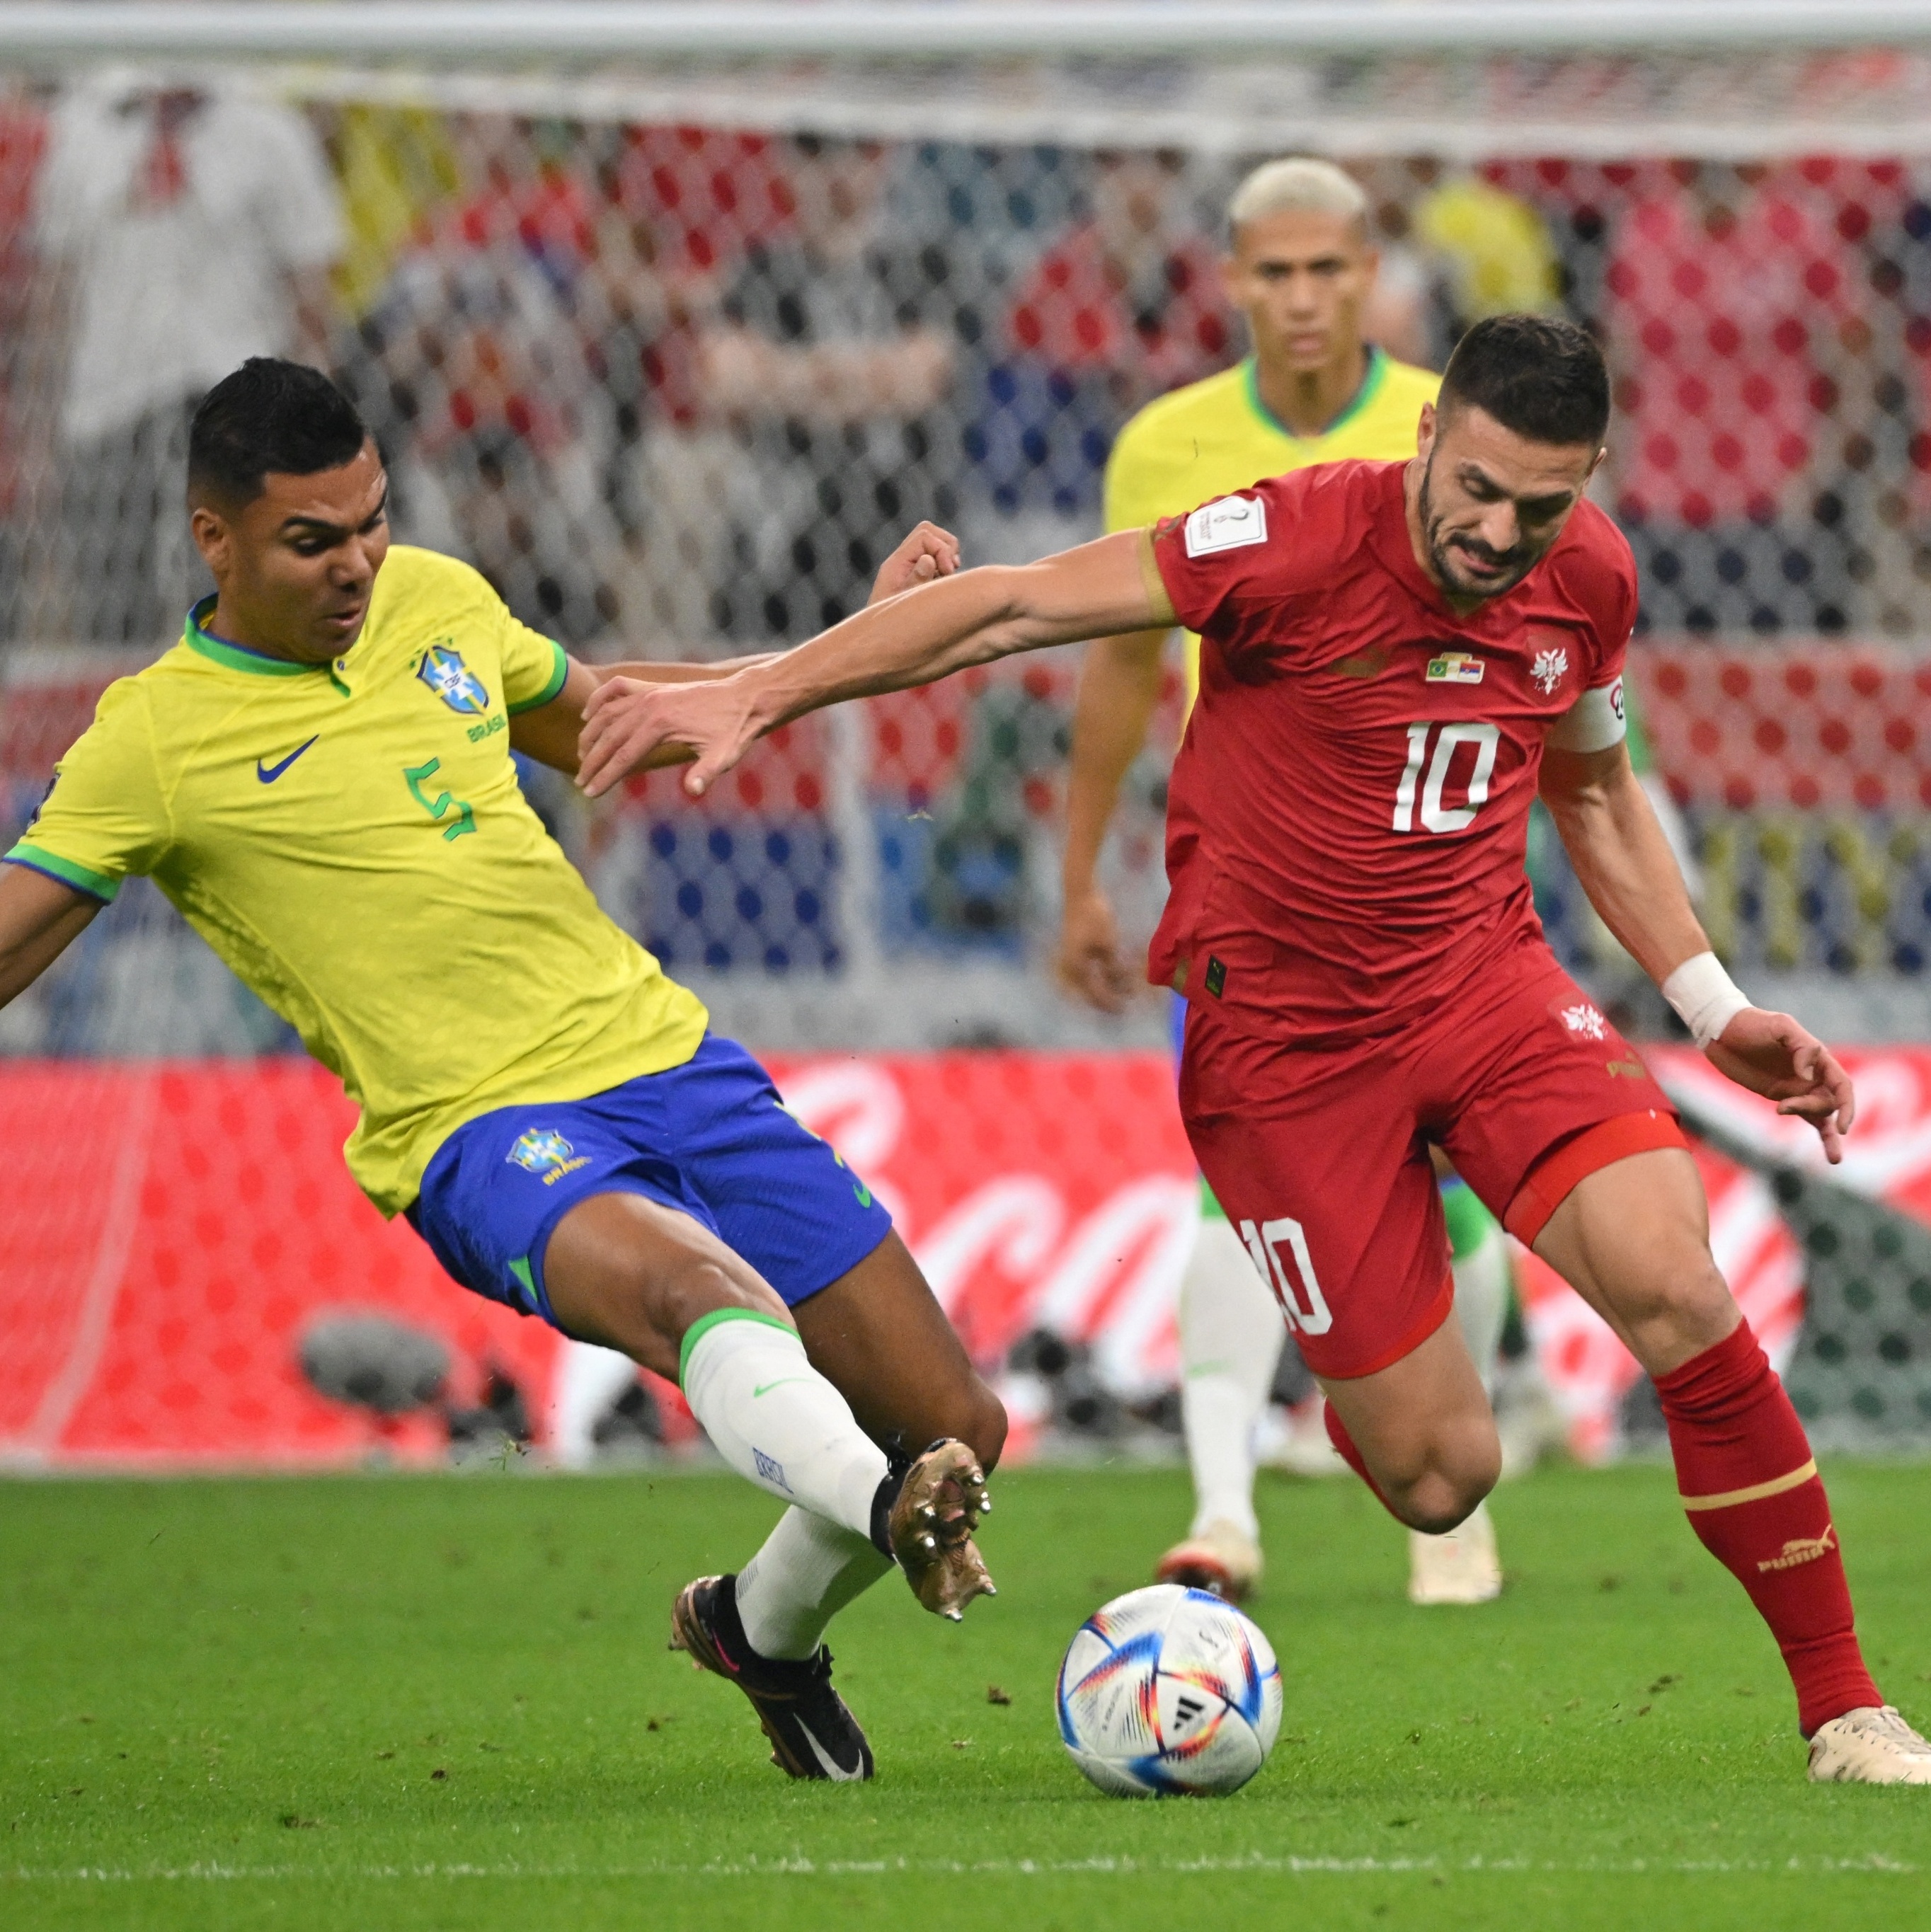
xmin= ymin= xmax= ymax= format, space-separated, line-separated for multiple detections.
xmin=0 ymin=862 xmax=101 ymax=1008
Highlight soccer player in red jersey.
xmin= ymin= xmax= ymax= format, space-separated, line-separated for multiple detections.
xmin=577 ymin=315 xmax=1930 ymax=1783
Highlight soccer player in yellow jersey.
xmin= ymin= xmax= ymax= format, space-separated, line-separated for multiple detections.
xmin=1057 ymin=159 xmax=1511 ymax=1609
xmin=0 ymin=358 xmax=997 ymax=1783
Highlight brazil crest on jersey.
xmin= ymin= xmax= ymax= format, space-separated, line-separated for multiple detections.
xmin=417 ymin=643 xmax=491 ymax=715
xmin=5 ymin=545 xmax=709 ymax=1214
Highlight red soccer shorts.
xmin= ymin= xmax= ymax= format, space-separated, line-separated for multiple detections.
xmin=1177 ymin=941 xmax=1687 ymax=1380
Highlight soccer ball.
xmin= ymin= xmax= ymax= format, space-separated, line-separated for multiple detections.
xmin=1055 ymin=1583 xmax=1283 ymax=1796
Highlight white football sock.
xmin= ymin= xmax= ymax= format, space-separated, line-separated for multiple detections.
xmin=546 ymin=1340 xmax=640 ymax=1471
xmin=1450 ymin=1221 xmax=1511 ymax=1397
xmin=1180 ymin=1214 xmax=1285 ymax=1543
xmin=735 ymin=1506 xmax=894 ymax=1660
xmin=680 ymin=1309 xmax=888 ymax=1541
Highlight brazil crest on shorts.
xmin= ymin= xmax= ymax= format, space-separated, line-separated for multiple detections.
xmin=418 ymin=644 xmax=491 ymax=715
xmin=507 ymin=1128 xmax=575 ymax=1178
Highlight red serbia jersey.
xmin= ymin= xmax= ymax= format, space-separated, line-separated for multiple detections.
xmin=1148 ymin=458 xmax=1638 ymax=1044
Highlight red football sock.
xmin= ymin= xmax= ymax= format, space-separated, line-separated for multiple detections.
xmin=1322 ymin=1400 xmax=1402 ymax=1523
xmin=1655 ymin=1321 xmax=1881 ymax=1735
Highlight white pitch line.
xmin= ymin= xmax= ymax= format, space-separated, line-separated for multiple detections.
xmin=8 ymin=1853 xmax=1921 ymax=1881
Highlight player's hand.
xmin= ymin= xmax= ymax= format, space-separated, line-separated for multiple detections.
xmin=576 ymin=673 xmax=760 ymax=801
xmin=1056 ymin=887 xmax=1138 ymax=1013
xmin=1705 ymin=1007 xmax=1856 ymax=1164
xmin=868 ymin=521 xmax=961 ymax=606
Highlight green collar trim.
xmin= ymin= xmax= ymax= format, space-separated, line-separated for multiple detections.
xmin=183 ymin=597 xmax=323 ymax=678
xmin=1243 ymin=345 xmax=1387 ymax=444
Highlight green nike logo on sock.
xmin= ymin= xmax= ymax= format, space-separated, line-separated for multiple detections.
xmin=752 ymin=1377 xmax=812 ymax=1398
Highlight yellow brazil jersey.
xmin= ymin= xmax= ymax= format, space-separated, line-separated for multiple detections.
xmin=6 ymin=545 xmax=708 ymax=1216
xmin=1104 ymin=347 xmax=1440 ymax=704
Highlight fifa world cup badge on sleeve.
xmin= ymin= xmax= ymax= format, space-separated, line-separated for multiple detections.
xmin=1184 ymin=493 xmax=1267 ymax=558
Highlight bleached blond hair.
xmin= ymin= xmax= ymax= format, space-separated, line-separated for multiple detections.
xmin=1226 ymin=156 xmax=1370 ymax=240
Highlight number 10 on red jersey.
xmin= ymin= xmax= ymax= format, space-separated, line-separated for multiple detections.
xmin=1392 ymin=721 xmax=1501 ymax=835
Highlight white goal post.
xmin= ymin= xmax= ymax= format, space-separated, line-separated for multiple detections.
xmin=1 ymin=2 xmax=1930 ymax=61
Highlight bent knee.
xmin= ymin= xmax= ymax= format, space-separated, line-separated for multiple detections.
xmin=1382 ymin=1426 xmax=1500 ymax=1535
xmin=595 ymin=1253 xmax=783 ymax=1367
xmin=650 ymin=1255 xmax=778 ymax=1336
xmin=1401 ymin=1477 xmax=1495 ymax=1537
xmin=1611 ymin=1256 xmax=1737 ymax=1365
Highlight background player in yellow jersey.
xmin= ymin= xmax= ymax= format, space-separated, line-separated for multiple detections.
xmin=0 ymin=358 xmax=995 ymax=1784
xmin=1055 ymin=158 xmax=1514 ymax=1608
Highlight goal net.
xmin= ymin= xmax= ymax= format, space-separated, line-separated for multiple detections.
xmin=1 ymin=4 xmax=1929 ymax=1464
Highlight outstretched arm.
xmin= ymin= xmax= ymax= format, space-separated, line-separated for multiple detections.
xmin=0 ymin=863 xmax=101 ymax=1008
xmin=510 ymin=521 xmax=962 ymax=776
xmin=508 ymin=651 xmax=784 ymax=774
xmin=576 ymin=529 xmax=1171 ymax=799
xmin=1541 ymin=742 xmax=1854 ymax=1160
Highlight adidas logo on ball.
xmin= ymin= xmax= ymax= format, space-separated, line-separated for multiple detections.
xmin=1055 ymin=1583 xmax=1283 ymax=1797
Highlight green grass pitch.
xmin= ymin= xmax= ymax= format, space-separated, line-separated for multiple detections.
xmin=4 ymin=1461 xmax=1930 ymax=1930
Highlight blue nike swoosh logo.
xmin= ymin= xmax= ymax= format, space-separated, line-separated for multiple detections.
xmin=256 ymin=737 xmax=319 ymax=783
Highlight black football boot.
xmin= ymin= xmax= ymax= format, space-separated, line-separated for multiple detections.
xmin=669 ymin=1572 xmax=874 ymax=1781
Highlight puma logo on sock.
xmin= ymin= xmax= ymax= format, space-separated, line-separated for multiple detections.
xmin=1758 ymin=1525 xmax=1837 ymax=1572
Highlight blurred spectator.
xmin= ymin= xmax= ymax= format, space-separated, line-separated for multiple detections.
xmin=696 ymin=134 xmax=956 ymax=642
xmin=974 ymin=149 xmax=1230 ymax=553
xmin=354 ymin=117 xmax=638 ymax=648
xmin=1603 ymin=161 xmax=1868 ymax=636
xmin=1360 ymin=237 xmax=1436 ymax=370
xmin=620 ymin=125 xmax=800 ymax=650
xmin=1413 ymin=169 xmax=1564 ymax=326
xmin=32 ymin=71 xmax=342 ymax=643
xmin=0 ymin=96 xmax=47 ymax=641
xmin=1357 ymin=163 xmax=1562 ymax=372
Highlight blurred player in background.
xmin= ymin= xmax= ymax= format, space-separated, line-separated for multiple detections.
xmin=0 ymin=359 xmax=999 ymax=1785
xmin=583 ymin=314 xmax=1931 ymax=1784
xmin=1055 ymin=156 xmax=1512 ymax=1608
xmin=32 ymin=69 xmax=343 ymax=643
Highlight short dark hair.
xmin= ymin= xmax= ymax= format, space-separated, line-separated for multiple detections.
xmin=1437 ymin=314 xmax=1610 ymax=449
xmin=187 ymin=358 xmax=368 ymax=509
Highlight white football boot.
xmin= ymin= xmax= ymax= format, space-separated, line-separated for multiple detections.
xmin=1407 ymin=1497 xmax=1503 ymax=1606
xmin=1807 ymin=1706 xmax=1931 ymax=1784
xmin=1155 ymin=1519 xmax=1263 ymax=1603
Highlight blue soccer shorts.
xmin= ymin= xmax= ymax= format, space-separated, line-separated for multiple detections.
xmin=406 ymin=1033 xmax=894 ymax=1329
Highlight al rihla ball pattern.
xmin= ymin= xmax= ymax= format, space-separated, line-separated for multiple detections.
xmin=1055 ymin=1583 xmax=1282 ymax=1797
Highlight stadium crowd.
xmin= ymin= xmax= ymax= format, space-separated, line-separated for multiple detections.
xmin=0 ymin=79 xmax=1927 ymax=1030
xmin=2 ymin=76 xmax=1930 ymax=655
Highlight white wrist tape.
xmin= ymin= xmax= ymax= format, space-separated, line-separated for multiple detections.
xmin=1661 ymin=950 xmax=1752 ymax=1049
